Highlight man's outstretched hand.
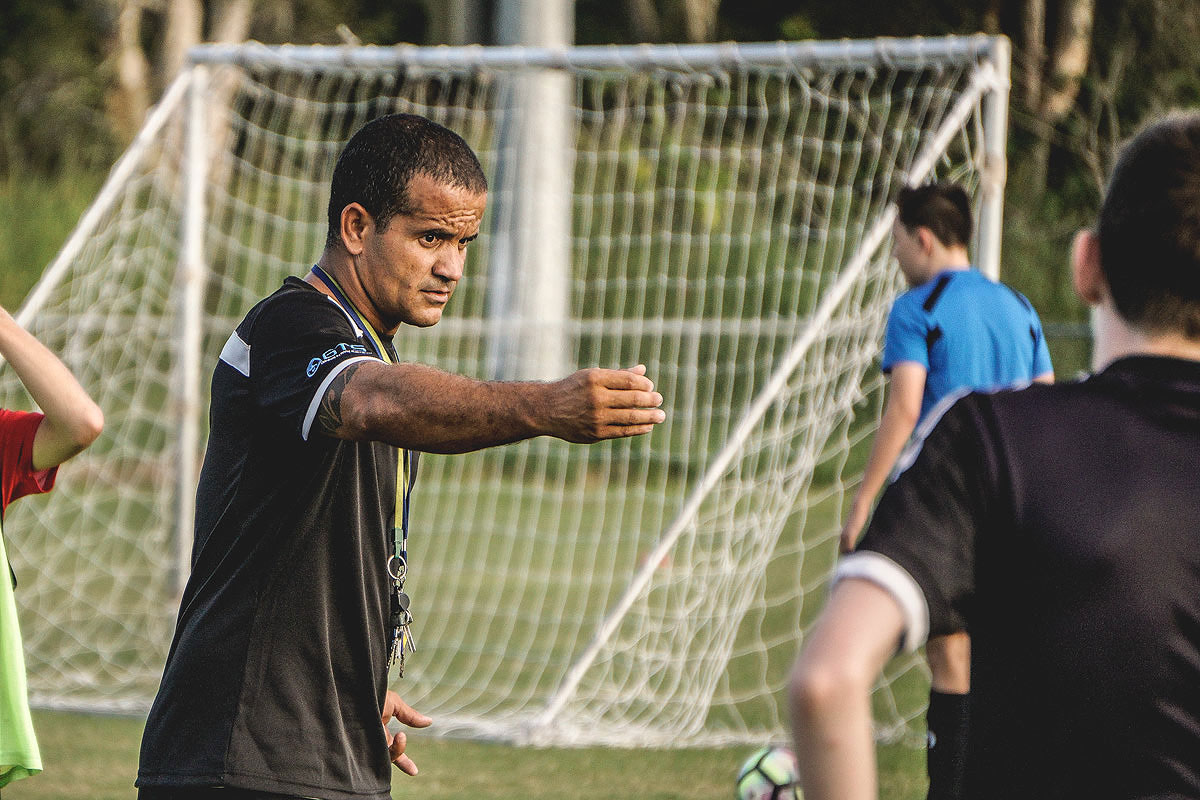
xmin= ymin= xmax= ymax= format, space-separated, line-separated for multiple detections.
xmin=546 ymin=364 xmax=666 ymax=443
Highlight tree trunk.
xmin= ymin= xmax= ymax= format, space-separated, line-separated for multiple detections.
xmin=982 ymin=0 xmax=1003 ymax=34
xmin=108 ymin=0 xmax=151 ymax=142
xmin=1042 ymin=0 xmax=1095 ymax=118
xmin=1023 ymin=0 xmax=1045 ymax=111
xmin=626 ymin=0 xmax=661 ymax=42
xmin=425 ymin=0 xmax=488 ymax=44
xmin=1021 ymin=0 xmax=1095 ymax=194
xmin=210 ymin=0 xmax=252 ymax=44
xmin=677 ymin=0 xmax=718 ymax=43
xmin=159 ymin=0 xmax=203 ymax=93
xmin=204 ymin=0 xmax=254 ymax=197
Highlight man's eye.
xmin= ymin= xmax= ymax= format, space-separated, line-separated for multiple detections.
xmin=422 ymin=234 xmax=438 ymax=244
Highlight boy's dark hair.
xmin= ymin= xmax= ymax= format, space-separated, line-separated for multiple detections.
xmin=325 ymin=113 xmax=488 ymax=249
xmin=1098 ymin=112 xmax=1200 ymax=338
xmin=895 ymin=182 xmax=972 ymax=249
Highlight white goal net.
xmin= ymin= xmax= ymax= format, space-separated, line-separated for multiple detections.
xmin=2 ymin=36 xmax=1009 ymax=747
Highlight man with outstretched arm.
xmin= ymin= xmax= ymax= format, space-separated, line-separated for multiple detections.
xmin=136 ymin=113 xmax=664 ymax=800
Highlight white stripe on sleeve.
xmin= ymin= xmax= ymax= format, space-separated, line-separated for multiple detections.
xmin=219 ymin=331 xmax=251 ymax=377
xmin=301 ymin=356 xmax=380 ymax=441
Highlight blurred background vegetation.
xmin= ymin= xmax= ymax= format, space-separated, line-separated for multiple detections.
xmin=2 ymin=0 xmax=1198 ymax=372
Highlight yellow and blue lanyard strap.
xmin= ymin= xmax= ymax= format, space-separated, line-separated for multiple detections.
xmin=311 ymin=266 xmax=416 ymax=670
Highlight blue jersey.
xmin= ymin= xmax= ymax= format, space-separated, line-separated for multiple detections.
xmin=881 ymin=268 xmax=1052 ymax=421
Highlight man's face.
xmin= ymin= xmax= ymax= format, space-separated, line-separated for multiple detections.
xmin=891 ymin=219 xmax=930 ymax=287
xmin=359 ymin=172 xmax=487 ymax=330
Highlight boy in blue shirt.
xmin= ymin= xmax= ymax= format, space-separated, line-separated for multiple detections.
xmin=839 ymin=182 xmax=1053 ymax=800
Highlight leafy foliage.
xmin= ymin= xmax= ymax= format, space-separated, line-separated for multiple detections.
xmin=3 ymin=0 xmax=1199 ymax=329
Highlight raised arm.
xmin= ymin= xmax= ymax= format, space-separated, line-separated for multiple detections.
xmin=789 ymin=578 xmax=906 ymax=800
xmin=840 ymin=362 xmax=925 ymax=552
xmin=311 ymin=360 xmax=665 ymax=453
xmin=0 ymin=307 xmax=103 ymax=470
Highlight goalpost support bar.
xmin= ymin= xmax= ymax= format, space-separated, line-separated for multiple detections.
xmin=977 ymin=37 xmax=1011 ymax=280
xmin=174 ymin=65 xmax=210 ymax=599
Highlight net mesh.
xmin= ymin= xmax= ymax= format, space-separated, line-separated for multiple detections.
xmin=1 ymin=39 xmax=1005 ymax=746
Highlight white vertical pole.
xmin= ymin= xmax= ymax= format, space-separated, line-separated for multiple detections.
xmin=977 ymin=37 xmax=1011 ymax=280
xmin=175 ymin=64 xmax=210 ymax=598
xmin=487 ymin=0 xmax=574 ymax=380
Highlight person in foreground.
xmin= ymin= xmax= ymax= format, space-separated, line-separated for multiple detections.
xmin=0 ymin=305 xmax=104 ymax=789
xmin=840 ymin=181 xmax=1052 ymax=800
xmin=136 ymin=113 xmax=665 ymax=800
xmin=790 ymin=111 xmax=1200 ymax=799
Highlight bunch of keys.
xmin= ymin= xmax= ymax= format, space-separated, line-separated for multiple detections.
xmin=387 ymin=553 xmax=416 ymax=675
xmin=388 ymin=589 xmax=417 ymax=676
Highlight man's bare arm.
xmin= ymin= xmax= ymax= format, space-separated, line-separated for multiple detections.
xmin=312 ymin=361 xmax=665 ymax=452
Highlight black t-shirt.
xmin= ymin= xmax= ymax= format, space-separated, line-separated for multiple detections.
xmin=138 ymin=278 xmax=398 ymax=800
xmin=842 ymin=355 xmax=1200 ymax=799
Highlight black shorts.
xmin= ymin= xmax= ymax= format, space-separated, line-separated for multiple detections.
xmin=137 ymin=789 xmax=315 ymax=800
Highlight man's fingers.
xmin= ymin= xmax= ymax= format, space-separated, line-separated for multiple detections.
xmin=597 ymin=367 xmax=655 ymax=393
xmin=600 ymin=407 xmax=668 ymax=427
xmin=393 ymin=753 xmax=419 ymax=776
xmin=600 ymin=423 xmax=660 ymax=439
xmin=605 ymin=389 xmax=665 ymax=411
xmin=389 ymin=696 xmax=432 ymax=729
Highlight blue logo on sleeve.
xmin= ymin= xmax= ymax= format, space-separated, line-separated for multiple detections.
xmin=306 ymin=342 xmax=370 ymax=377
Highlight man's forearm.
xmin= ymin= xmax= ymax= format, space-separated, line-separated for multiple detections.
xmin=329 ymin=361 xmax=663 ymax=452
xmin=350 ymin=362 xmax=545 ymax=452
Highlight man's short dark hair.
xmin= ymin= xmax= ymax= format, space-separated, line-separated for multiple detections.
xmin=325 ymin=113 xmax=488 ymax=249
xmin=1098 ymin=112 xmax=1200 ymax=339
xmin=895 ymin=182 xmax=972 ymax=249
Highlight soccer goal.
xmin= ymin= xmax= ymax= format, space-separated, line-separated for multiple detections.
xmin=2 ymin=36 xmax=1009 ymax=747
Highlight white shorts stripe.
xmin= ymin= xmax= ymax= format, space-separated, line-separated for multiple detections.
xmin=834 ymin=551 xmax=930 ymax=653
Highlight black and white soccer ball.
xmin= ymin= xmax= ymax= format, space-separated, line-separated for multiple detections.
xmin=735 ymin=745 xmax=802 ymax=800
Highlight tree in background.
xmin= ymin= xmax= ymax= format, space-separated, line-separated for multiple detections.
xmin=5 ymin=0 xmax=1200 ymax=327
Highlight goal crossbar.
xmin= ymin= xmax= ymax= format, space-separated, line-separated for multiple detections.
xmin=187 ymin=36 xmax=1006 ymax=71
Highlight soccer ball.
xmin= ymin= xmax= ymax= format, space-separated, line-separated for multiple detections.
xmin=735 ymin=745 xmax=802 ymax=800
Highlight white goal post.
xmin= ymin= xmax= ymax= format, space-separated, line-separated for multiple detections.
xmin=2 ymin=36 xmax=1009 ymax=747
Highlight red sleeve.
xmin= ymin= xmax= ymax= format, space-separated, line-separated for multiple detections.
xmin=0 ymin=409 xmax=58 ymax=512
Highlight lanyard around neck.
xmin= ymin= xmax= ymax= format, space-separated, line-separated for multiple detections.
xmin=309 ymin=265 xmax=415 ymax=597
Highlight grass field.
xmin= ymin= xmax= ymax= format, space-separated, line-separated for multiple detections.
xmin=2 ymin=710 xmax=928 ymax=799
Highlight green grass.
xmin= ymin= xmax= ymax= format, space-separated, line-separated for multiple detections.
xmin=1 ymin=710 xmax=927 ymax=800
xmin=0 ymin=171 xmax=104 ymax=309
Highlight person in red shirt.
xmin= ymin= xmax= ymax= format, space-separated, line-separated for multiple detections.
xmin=0 ymin=303 xmax=104 ymax=788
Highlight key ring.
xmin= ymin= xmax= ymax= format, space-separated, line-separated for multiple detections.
xmin=387 ymin=554 xmax=407 ymax=582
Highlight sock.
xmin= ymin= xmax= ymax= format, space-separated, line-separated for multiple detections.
xmin=926 ymin=690 xmax=969 ymax=800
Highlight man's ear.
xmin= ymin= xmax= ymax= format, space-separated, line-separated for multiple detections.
xmin=339 ymin=203 xmax=373 ymax=255
xmin=916 ymin=226 xmax=937 ymax=257
xmin=1071 ymin=228 xmax=1108 ymax=306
